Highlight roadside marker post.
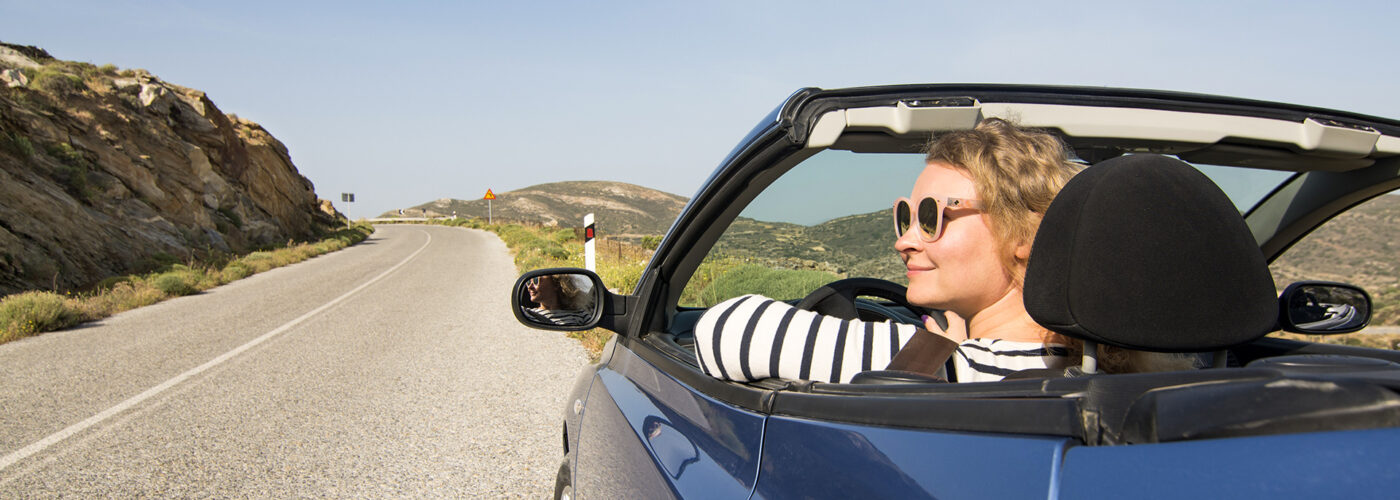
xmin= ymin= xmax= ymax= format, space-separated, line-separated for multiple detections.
xmin=340 ymin=193 xmax=355 ymax=228
xmin=584 ymin=213 xmax=596 ymax=271
xmin=483 ymin=189 xmax=496 ymax=224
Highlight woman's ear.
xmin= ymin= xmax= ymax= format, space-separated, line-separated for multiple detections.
xmin=1014 ymin=241 xmax=1032 ymax=260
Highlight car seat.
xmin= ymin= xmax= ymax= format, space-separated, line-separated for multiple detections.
xmin=1023 ymin=154 xmax=1279 ymax=372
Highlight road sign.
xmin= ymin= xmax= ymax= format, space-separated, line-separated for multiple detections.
xmin=484 ymin=189 xmax=495 ymax=224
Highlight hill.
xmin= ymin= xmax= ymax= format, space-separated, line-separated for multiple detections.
xmin=1270 ymin=193 xmax=1400 ymax=293
xmin=715 ymin=193 xmax=1400 ymax=294
xmin=0 ymin=42 xmax=340 ymax=295
xmin=711 ymin=211 xmax=906 ymax=282
xmin=387 ymin=181 xmax=689 ymax=237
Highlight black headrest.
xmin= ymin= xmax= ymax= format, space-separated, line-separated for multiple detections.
xmin=1024 ymin=154 xmax=1277 ymax=352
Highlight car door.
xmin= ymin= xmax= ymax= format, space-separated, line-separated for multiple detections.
xmin=571 ymin=334 xmax=767 ymax=498
xmin=750 ymin=388 xmax=1075 ymax=499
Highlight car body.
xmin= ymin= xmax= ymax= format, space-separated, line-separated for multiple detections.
xmin=512 ymin=85 xmax=1400 ymax=499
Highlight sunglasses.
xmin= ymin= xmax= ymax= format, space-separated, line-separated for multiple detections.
xmin=893 ymin=195 xmax=984 ymax=242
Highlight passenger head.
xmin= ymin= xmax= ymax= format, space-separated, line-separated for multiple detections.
xmin=922 ymin=118 xmax=1080 ymax=287
xmin=555 ymin=274 xmax=595 ymax=310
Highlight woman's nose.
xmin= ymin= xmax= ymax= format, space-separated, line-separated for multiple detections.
xmin=894 ymin=226 xmax=923 ymax=253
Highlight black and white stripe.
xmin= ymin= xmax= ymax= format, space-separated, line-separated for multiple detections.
xmin=530 ymin=308 xmax=592 ymax=326
xmin=951 ymin=339 xmax=1072 ymax=383
xmin=695 ymin=295 xmax=916 ymax=383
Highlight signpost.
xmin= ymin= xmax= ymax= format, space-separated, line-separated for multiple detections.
xmin=484 ymin=189 xmax=496 ymax=224
xmin=340 ymin=193 xmax=355 ymax=228
xmin=584 ymin=213 xmax=596 ymax=271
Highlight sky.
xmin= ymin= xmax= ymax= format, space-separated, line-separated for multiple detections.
xmin=2 ymin=0 xmax=1398 ymax=219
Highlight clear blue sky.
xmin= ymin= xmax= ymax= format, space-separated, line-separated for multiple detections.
xmin=3 ymin=0 xmax=1397 ymax=219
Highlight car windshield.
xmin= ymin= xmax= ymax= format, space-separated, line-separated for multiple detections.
xmin=679 ymin=148 xmax=1299 ymax=307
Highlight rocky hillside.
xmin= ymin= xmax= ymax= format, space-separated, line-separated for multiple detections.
xmin=0 ymin=43 xmax=340 ymax=295
xmin=389 ymin=181 xmax=688 ymax=236
xmin=1270 ymin=193 xmax=1400 ymax=293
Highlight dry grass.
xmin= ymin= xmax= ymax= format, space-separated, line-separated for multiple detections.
xmin=0 ymin=291 xmax=82 ymax=343
xmin=1270 ymin=331 xmax=1400 ymax=350
xmin=0 ymin=224 xmax=373 ymax=345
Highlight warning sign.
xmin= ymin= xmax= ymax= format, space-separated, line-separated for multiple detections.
xmin=483 ymin=189 xmax=496 ymax=200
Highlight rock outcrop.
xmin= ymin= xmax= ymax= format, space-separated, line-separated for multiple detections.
xmin=0 ymin=42 xmax=341 ymax=295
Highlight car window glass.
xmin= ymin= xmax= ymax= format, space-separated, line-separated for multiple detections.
xmin=679 ymin=151 xmax=924 ymax=307
xmin=1185 ymin=161 xmax=1296 ymax=213
xmin=1269 ymin=190 xmax=1400 ymax=331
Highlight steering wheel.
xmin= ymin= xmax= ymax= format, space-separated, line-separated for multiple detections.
xmin=795 ymin=277 xmax=947 ymax=330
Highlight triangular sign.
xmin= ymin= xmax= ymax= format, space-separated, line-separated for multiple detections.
xmin=483 ymin=189 xmax=496 ymax=200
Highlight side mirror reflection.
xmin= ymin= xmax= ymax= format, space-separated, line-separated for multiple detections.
xmin=512 ymin=269 xmax=605 ymax=331
xmin=1279 ymin=281 xmax=1372 ymax=334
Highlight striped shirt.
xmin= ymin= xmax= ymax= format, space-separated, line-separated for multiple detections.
xmin=952 ymin=338 xmax=1071 ymax=383
xmin=695 ymin=294 xmax=1071 ymax=383
xmin=531 ymin=307 xmax=591 ymax=326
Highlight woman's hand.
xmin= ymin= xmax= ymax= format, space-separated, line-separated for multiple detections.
xmin=924 ymin=311 xmax=968 ymax=342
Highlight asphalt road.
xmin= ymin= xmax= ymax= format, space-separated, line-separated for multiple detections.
xmin=0 ymin=224 xmax=590 ymax=497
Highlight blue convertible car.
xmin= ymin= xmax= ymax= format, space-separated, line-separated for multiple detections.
xmin=513 ymin=85 xmax=1400 ymax=499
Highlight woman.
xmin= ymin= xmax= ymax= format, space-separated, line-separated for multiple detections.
xmin=526 ymin=274 xmax=595 ymax=326
xmin=696 ymin=118 xmax=1088 ymax=383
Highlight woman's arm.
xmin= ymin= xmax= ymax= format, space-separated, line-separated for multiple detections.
xmin=694 ymin=294 xmax=955 ymax=383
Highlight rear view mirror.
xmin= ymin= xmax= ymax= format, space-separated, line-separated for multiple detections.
xmin=1278 ymin=281 xmax=1371 ymax=334
xmin=512 ymin=268 xmax=605 ymax=331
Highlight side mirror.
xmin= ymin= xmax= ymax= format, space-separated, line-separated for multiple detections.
xmin=512 ymin=268 xmax=606 ymax=331
xmin=1278 ymin=281 xmax=1371 ymax=334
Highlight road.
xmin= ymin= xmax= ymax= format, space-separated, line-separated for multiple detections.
xmin=0 ymin=224 xmax=590 ymax=497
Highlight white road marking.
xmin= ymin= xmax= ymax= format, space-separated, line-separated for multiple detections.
xmin=0 ymin=230 xmax=433 ymax=472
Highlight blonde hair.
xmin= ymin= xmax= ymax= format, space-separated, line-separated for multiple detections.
xmin=555 ymin=274 xmax=595 ymax=310
xmin=924 ymin=118 xmax=1080 ymax=287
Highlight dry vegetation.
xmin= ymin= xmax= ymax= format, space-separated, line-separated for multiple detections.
xmin=1269 ymin=331 xmax=1400 ymax=350
xmin=0 ymin=224 xmax=373 ymax=344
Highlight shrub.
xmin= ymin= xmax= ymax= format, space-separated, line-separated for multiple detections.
xmin=45 ymin=143 xmax=96 ymax=201
xmin=641 ymin=235 xmax=663 ymax=250
xmin=238 ymin=251 xmax=277 ymax=273
xmin=150 ymin=267 xmax=201 ymax=296
xmin=553 ymin=228 xmax=580 ymax=244
xmin=78 ymin=280 xmax=164 ymax=318
xmin=221 ymin=262 xmax=252 ymax=281
xmin=31 ymin=68 xmax=83 ymax=93
xmin=0 ymin=291 xmax=81 ymax=342
xmin=693 ymin=264 xmax=838 ymax=307
xmin=2 ymin=131 xmax=35 ymax=159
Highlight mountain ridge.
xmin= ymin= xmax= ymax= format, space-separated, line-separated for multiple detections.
xmin=385 ymin=181 xmax=689 ymax=237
